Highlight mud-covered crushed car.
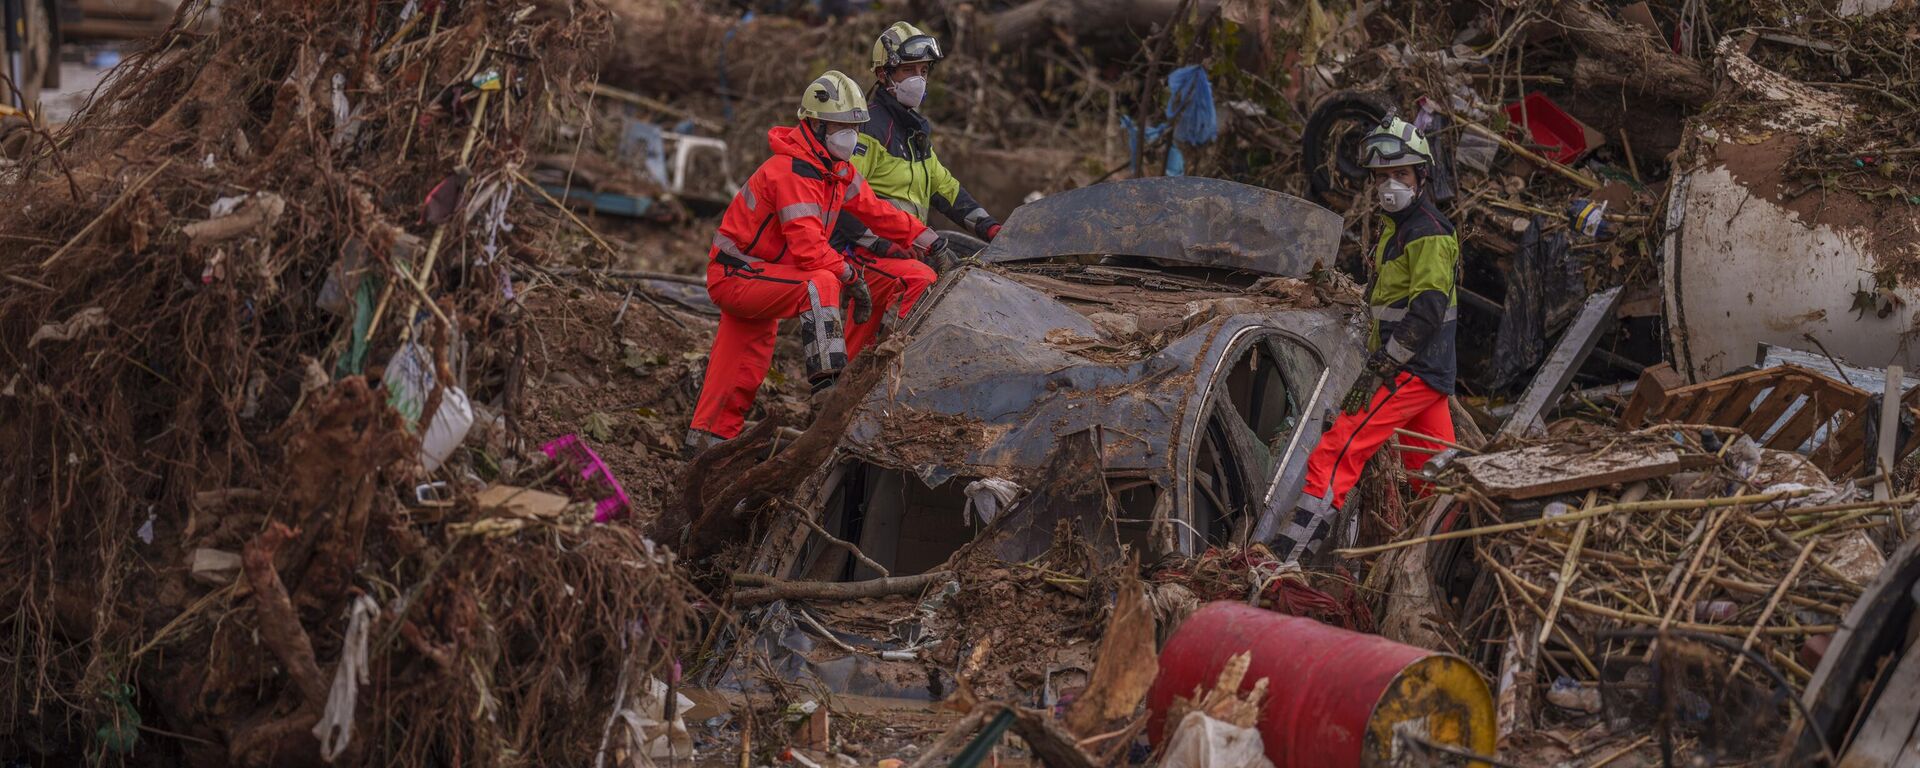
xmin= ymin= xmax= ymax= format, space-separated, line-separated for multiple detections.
xmin=777 ymin=176 xmax=1368 ymax=582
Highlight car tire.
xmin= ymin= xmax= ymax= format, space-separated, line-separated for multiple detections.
xmin=1302 ymin=90 xmax=1394 ymax=208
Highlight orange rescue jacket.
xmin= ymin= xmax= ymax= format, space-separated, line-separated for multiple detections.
xmin=709 ymin=125 xmax=936 ymax=275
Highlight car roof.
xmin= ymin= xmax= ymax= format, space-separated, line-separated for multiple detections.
xmin=980 ymin=176 xmax=1343 ymax=277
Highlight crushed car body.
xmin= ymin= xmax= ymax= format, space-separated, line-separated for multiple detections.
xmin=782 ymin=176 xmax=1367 ymax=583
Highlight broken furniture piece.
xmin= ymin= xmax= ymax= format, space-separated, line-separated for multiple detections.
xmin=1454 ymin=434 xmax=1716 ymax=500
xmin=1623 ymin=362 xmax=1919 ymax=478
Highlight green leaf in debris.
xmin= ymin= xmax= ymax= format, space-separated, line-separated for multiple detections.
xmin=583 ymin=411 xmax=617 ymax=442
xmin=634 ymin=406 xmax=660 ymax=421
xmin=622 ymin=346 xmax=651 ymax=373
xmin=622 ymin=344 xmax=674 ymax=375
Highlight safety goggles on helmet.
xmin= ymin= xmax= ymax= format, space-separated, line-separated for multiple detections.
xmin=892 ymin=34 xmax=942 ymax=66
xmin=1360 ymin=132 xmax=1428 ymax=168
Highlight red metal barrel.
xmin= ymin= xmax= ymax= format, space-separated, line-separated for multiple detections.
xmin=1146 ymin=601 xmax=1495 ymax=767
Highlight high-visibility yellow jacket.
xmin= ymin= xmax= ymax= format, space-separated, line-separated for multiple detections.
xmin=831 ymin=88 xmax=997 ymax=255
xmin=1368 ymin=196 xmax=1460 ymax=394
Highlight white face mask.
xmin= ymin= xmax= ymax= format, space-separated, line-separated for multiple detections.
xmin=893 ymin=75 xmax=928 ymax=109
xmin=825 ymin=127 xmax=859 ymax=161
xmin=1377 ymin=178 xmax=1417 ymax=213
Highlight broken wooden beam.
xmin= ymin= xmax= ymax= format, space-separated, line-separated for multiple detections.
xmin=1454 ymin=437 xmax=1716 ymax=500
xmin=1555 ymin=1 xmax=1715 ymax=107
xmin=1619 ymin=362 xmax=1685 ymax=425
xmin=730 ymin=571 xmax=953 ymax=605
xmin=1498 ymin=286 xmax=1624 ymax=440
xmin=1875 ymin=365 xmax=1903 ymax=501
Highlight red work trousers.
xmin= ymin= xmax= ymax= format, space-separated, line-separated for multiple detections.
xmin=1300 ymin=372 xmax=1454 ymax=511
xmin=690 ymin=261 xmax=843 ymax=440
xmin=845 ymin=256 xmax=936 ymax=360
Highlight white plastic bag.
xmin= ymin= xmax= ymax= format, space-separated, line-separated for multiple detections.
xmin=419 ymin=387 xmax=473 ymax=473
xmin=962 ymin=478 xmax=1023 ymax=526
xmin=1161 ymin=711 xmax=1275 ymax=768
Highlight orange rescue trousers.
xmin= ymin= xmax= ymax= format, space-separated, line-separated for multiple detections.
xmin=1274 ymin=372 xmax=1454 ymax=561
xmin=845 ymin=254 xmax=936 ymax=359
xmin=688 ymin=256 xmax=936 ymax=441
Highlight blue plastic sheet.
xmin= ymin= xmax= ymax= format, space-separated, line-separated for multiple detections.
xmin=1122 ymin=66 xmax=1216 ymax=176
xmin=1120 ymin=115 xmax=1185 ymax=176
xmin=1165 ymin=65 xmax=1217 ymax=146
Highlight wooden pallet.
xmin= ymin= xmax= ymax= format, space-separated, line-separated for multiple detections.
xmin=1623 ymin=363 xmax=1918 ymax=477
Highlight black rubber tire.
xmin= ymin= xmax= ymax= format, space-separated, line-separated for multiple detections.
xmin=1302 ymin=90 xmax=1394 ymax=207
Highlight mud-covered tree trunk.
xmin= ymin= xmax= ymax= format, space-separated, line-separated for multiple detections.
xmin=1555 ymin=0 xmax=1715 ymax=107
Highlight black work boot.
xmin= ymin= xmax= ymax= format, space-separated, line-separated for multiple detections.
xmin=682 ymin=428 xmax=725 ymax=460
xmin=799 ymin=303 xmax=846 ymax=411
xmin=1271 ymin=492 xmax=1336 ymax=565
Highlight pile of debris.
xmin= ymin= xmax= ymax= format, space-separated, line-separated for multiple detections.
xmin=1338 ymin=348 xmax=1920 ymax=763
xmin=0 ymin=1 xmax=705 ymax=765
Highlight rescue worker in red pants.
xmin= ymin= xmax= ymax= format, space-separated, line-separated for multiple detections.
xmin=1273 ymin=116 xmax=1459 ymax=564
xmin=685 ymin=71 xmax=948 ymax=454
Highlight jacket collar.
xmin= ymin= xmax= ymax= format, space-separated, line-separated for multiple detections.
xmin=767 ymin=124 xmax=846 ymax=179
xmin=870 ymin=85 xmax=930 ymax=135
xmin=1381 ymin=190 xmax=1440 ymax=228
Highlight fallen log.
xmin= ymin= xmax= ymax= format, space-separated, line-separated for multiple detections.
xmin=731 ymin=571 xmax=953 ymax=604
xmin=666 ymin=417 xmax=783 ymax=544
xmin=686 ymin=336 xmax=904 ymax=557
xmin=1555 ymin=1 xmax=1715 ymax=107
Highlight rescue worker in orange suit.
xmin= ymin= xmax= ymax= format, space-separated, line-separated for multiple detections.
xmin=829 ymin=22 xmax=1000 ymax=359
xmin=685 ymin=71 xmax=953 ymax=454
xmin=1273 ymin=117 xmax=1460 ymax=564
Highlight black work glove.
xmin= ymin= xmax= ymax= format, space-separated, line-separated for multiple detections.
xmin=845 ymin=275 xmax=873 ymax=324
xmin=1342 ymin=351 xmax=1403 ymax=415
xmin=1341 ymin=374 xmax=1379 ymax=415
xmin=920 ymin=237 xmax=964 ymax=275
xmin=1363 ymin=348 xmax=1401 ymax=380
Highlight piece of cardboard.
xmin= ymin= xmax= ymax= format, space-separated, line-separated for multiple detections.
xmin=473 ymin=484 xmax=571 ymax=518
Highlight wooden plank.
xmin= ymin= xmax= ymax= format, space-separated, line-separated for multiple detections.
xmin=1500 ymin=286 xmax=1623 ymax=439
xmin=1457 ymin=438 xmax=1717 ymax=500
xmin=1621 ymin=363 xmax=1682 ymax=426
xmin=1708 ymin=378 xmax=1770 ymax=426
xmin=1769 ymin=390 xmax=1832 ymax=451
xmin=1680 ymin=381 xmax=1738 ymax=424
xmin=1876 ymin=366 xmax=1904 ymax=501
xmin=1836 ymin=645 xmax=1920 ymax=768
xmin=1739 ymin=376 xmax=1811 ymax=438
xmin=1663 ymin=365 xmax=1800 ymax=397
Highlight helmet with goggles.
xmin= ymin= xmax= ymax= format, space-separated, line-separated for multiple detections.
xmin=1360 ymin=116 xmax=1431 ymax=169
xmin=872 ymin=22 xmax=944 ymax=71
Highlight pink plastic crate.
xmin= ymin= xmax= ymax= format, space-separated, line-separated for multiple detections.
xmin=540 ymin=434 xmax=633 ymax=523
